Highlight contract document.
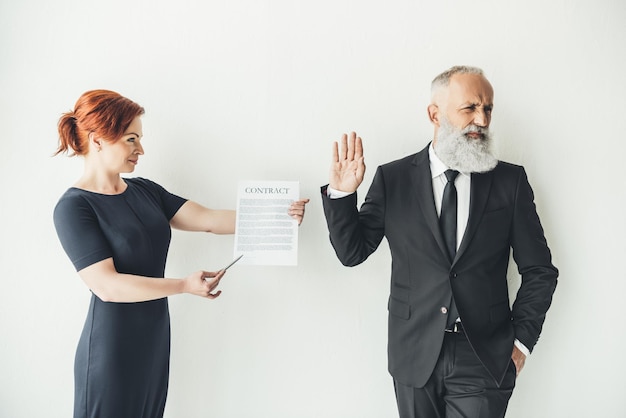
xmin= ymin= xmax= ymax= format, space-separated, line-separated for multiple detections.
xmin=234 ymin=180 xmax=300 ymax=266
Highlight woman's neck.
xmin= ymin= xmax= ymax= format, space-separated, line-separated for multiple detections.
xmin=75 ymin=167 xmax=127 ymax=195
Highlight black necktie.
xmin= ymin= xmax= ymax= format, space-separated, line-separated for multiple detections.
xmin=441 ymin=169 xmax=460 ymax=327
xmin=440 ymin=169 xmax=459 ymax=263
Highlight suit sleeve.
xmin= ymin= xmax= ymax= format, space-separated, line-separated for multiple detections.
xmin=510 ymin=167 xmax=558 ymax=352
xmin=321 ymin=166 xmax=387 ymax=267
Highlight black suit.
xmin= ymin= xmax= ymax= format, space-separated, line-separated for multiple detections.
xmin=322 ymin=144 xmax=558 ymax=390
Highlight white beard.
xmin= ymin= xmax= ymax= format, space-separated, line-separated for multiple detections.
xmin=433 ymin=117 xmax=498 ymax=173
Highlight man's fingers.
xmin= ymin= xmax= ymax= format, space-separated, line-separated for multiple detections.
xmin=347 ymin=132 xmax=356 ymax=161
xmin=332 ymin=141 xmax=339 ymax=163
xmin=335 ymin=132 xmax=362 ymax=163
xmin=354 ymin=135 xmax=364 ymax=159
xmin=356 ymin=157 xmax=366 ymax=179
xmin=339 ymin=133 xmax=348 ymax=161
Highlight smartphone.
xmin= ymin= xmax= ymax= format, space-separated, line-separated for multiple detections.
xmin=221 ymin=254 xmax=244 ymax=271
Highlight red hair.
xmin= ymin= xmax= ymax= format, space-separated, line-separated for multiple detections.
xmin=56 ymin=90 xmax=145 ymax=156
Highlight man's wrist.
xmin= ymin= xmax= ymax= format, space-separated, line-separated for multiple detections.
xmin=514 ymin=339 xmax=530 ymax=357
xmin=327 ymin=186 xmax=354 ymax=199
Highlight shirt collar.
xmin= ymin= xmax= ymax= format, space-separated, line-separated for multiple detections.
xmin=428 ymin=143 xmax=448 ymax=179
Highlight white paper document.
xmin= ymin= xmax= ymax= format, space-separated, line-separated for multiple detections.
xmin=234 ymin=180 xmax=300 ymax=266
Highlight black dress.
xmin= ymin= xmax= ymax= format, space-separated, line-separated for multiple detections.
xmin=53 ymin=178 xmax=187 ymax=418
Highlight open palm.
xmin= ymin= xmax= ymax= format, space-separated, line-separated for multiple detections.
xmin=329 ymin=132 xmax=366 ymax=193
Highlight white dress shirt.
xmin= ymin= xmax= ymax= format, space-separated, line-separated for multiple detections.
xmin=428 ymin=144 xmax=470 ymax=250
xmin=327 ymin=144 xmax=529 ymax=357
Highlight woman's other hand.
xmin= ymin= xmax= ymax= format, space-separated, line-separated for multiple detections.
xmin=289 ymin=198 xmax=310 ymax=225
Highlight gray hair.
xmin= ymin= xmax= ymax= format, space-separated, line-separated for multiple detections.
xmin=431 ymin=65 xmax=485 ymax=100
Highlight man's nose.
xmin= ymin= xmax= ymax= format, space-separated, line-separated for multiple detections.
xmin=473 ymin=109 xmax=490 ymax=127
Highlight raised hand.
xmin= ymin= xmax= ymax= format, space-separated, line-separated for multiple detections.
xmin=329 ymin=132 xmax=366 ymax=193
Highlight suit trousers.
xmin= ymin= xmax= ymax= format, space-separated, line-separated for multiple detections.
xmin=394 ymin=331 xmax=516 ymax=418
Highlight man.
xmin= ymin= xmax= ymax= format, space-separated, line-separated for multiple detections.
xmin=321 ymin=66 xmax=558 ymax=417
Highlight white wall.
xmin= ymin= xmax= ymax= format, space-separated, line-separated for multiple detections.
xmin=1 ymin=0 xmax=624 ymax=416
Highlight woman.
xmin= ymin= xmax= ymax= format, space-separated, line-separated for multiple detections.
xmin=53 ymin=90 xmax=309 ymax=418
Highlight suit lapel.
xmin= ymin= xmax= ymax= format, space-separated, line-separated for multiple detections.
xmin=454 ymin=169 xmax=494 ymax=265
xmin=409 ymin=146 xmax=449 ymax=261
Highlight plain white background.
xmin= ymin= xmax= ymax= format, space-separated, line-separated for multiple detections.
xmin=1 ymin=0 xmax=624 ymax=417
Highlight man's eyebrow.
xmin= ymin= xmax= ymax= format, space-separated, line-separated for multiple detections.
xmin=459 ymin=102 xmax=493 ymax=108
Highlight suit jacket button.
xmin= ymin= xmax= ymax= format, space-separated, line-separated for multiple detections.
xmin=440 ymin=307 xmax=448 ymax=314
xmin=449 ymin=272 xmax=457 ymax=279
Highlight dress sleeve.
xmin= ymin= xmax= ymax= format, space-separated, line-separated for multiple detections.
xmin=137 ymin=178 xmax=188 ymax=220
xmin=53 ymin=193 xmax=113 ymax=272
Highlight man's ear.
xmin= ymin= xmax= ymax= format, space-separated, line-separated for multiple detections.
xmin=427 ymin=104 xmax=440 ymax=126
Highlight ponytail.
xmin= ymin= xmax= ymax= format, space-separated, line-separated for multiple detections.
xmin=55 ymin=112 xmax=85 ymax=156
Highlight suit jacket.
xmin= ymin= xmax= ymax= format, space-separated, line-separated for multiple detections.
xmin=321 ymin=144 xmax=558 ymax=388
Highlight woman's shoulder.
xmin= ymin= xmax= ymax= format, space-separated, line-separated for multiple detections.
xmin=53 ymin=188 xmax=95 ymax=222
xmin=125 ymin=177 xmax=173 ymax=201
xmin=125 ymin=177 xmax=164 ymax=191
xmin=55 ymin=187 xmax=89 ymax=206
xmin=125 ymin=177 xmax=185 ymax=201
